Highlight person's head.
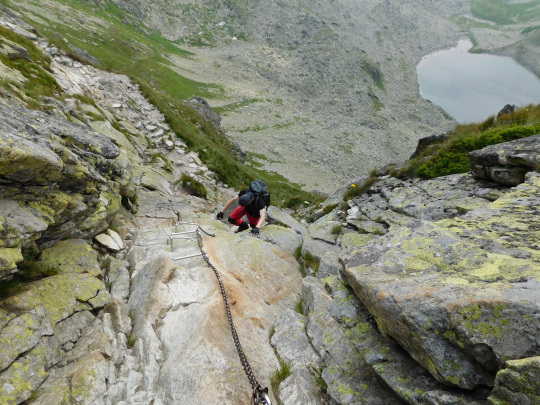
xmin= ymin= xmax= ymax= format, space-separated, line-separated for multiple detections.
xmin=238 ymin=192 xmax=254 ymax=207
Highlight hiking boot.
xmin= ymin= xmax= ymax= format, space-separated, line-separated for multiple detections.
xmin=234 ymin=221 xmax=249 ymax=233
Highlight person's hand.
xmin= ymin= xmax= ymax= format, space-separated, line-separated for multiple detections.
xmin=251 ymin=227 xmax=260 ymax=237
xmin=216 ymin=211 xmax=224 ymax=219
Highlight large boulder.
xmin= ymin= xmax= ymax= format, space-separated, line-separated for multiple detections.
xmin=342 ymin=172 xmax=540 ymax=391
xmin=488 ymin=356 xmax=540 ymax=405
xmin=266 ymin=206 xmax=308 ymax=236
xmin=470 ymin=134 xmax=540 ymax=186
xmin=36 ymin=239 xmax=101 ymax=275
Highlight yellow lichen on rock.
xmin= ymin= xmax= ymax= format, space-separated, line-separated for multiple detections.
xmin=0 ymin=246 xmax=23 ymax=273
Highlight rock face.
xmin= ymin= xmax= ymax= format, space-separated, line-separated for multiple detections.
xmin=2 ymin=5 xmax=540 ymax=405
xmin=470 ymin=134 xmax=540 ymax=186
xmin=0 ymin=98 xmax=127 ymax=278
xmin=268 ymin=134 xmax=540 ymax=404
xmin=344 ymin=172 xmax=540 ymax=390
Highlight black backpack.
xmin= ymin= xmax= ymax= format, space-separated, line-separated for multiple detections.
xmin=249 ymin=180 xmax=271 ymax=208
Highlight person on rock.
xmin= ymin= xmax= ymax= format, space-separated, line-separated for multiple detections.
xmin=216 ymin=180 xmax=270 ymax=238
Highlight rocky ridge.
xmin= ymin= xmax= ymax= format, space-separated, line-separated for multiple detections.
xmin=1 ymin=8 xmax=540 ymax=405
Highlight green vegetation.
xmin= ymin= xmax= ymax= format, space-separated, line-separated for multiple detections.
xmin=0 ymin=25 xmax=61 ymax=109
xmin=283 ymin=196 xmax=311 ymax=209
xmin=303 ymin=252 xmax=320 ymax=274
xmin=331 ymin=224 xmax=342 ymax=235
xmin=270 ymin=359 xmax=292 ymax=395
xmin=310 ymin=365 xmax=328 ymax=395
xmin=471 ymin=0 xmax=540 ymax=25
xmin=0 ymin=246 xmax=59 ymax=299
xmin=322 ymin=203 xmax=339 ymax=215
xmin=368 ymin=90 xmax=385 ymax=111
xmin=145 ymin=90 xmax=319 ymax=206
xmin=150 ymin=152 xmax=174 ymax=173
xmin=213 ymin=98 xmax=264 ymax=114
xmin=3 ymin=0 xmax=218 ymax=100
xmin=245 ymin=151 xmax=269 ymax=168
xmin=0 ymin=0 xmax=321 ymax=208
xmin=343 ymin=169 xmax=378 ymax=201
xmin=180 ymin=174 xmax=208 ymax=198
xmin=397 ymin=105 xmax=540 ymax=179
xmin=0 ymin=278 xmax=23 ymax=299
xmin=127 ymin=335 xmax=137 ymax=348
xmin=294 ymin=299 xmax=304 ymax=315
xmin=362 ymin=59 xmax=385 ymax=91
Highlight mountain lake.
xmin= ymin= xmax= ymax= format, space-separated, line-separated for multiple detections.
xmin=417 ymin=39 xmax=540 ymax=123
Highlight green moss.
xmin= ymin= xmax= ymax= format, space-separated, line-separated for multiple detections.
xmin=443 ymin=330 xmax=466 ymax=349
xmin=401 ymin=237 xmax=445 ymax=271
xmin=180 ymin=173 xmax=207 ymax=198
xmin=397 ymin=374 xmax=411 ymax=384
xmin=38 ymin=239 xmax=100 ymax=275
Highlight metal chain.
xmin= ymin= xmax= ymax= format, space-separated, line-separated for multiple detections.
xmin=196 ymin=229 xmax=271 ymax=405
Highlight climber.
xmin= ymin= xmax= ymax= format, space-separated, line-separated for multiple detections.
xmin=216 ymin=180 xmax=271 ymax=238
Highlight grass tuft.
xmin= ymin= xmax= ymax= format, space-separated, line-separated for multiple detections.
xmin=270 ymin=359 xmax=292 ymax=395
xmin=343 ymin=169 xmax=378 ymax=201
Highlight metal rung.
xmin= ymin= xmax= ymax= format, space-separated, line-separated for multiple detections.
xmin=167 ymin=235 xmax=194 ymax=248
xmin=170 ymin=231 xmax=197 ymax=235
xmin=174 ymin=252 xmax=203 ymax=261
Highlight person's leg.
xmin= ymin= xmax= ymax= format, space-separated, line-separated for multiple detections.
xmin=245 ymin=212 xmax=259 ymax=228
xmin=228 ymin=206 xmax=246 ymax=225
xmin=228 ymin=207 xmax=249 ymax=232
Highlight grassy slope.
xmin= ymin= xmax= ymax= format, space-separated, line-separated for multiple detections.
xmin=398 ymin=105 xmax=540 ymax=179
xmin=471 ymin=0 xmax=540 ymax=25
xmin=0 ymin=0 xmax=321 ymax=207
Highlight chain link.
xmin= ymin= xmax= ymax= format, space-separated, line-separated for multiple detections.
xmin=196 ymin=229 xmax=271 ymax=405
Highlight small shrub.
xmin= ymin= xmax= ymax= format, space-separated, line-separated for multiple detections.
xmin=294 ymin=246 xmax=302 ymax=261
xmin=270 ymin=359 xmax=292 ymax=395
xmin=331 ymin=224 xmax=342 ymax=235
xmin=479 ymin=115 xmax=495 ymax=131
xmin=283 ymin=196 xmax=305 ymax=209
xmin=398 ymin=105 xmax=540 ymax=179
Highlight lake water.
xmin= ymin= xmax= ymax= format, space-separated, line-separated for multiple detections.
xmin=417 ymin=39 xmax=540 ymax=123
